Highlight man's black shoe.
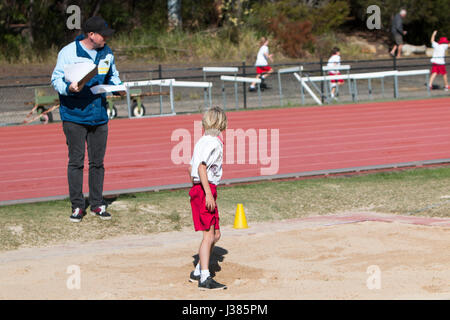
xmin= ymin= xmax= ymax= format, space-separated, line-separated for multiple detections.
xmin=90 ymin=205 xmax=112 ymax=220
xmin=70 ymin=208 xmax=86 ymax=223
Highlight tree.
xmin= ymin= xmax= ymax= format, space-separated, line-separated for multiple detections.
xmin=168 ymin=0 xmax=182 ymax=30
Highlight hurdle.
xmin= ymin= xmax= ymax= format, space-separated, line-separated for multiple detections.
xmin=349 ymin=70 xmax=429 ymax=101
xmin=292 ymin=69 xmax=430 ymax=105
xmin=124 ymin=79 xmax=214 ymax=118
xmin=294 ymin=71 xmax=391 ymax=103
xmin=124 ymin=79 xmax=175 ymax=118
xmin=349 ymin=70 xmax=397 ymax=101
xmin=293 ymin=73 xmax=322 ymax=105
xmin=162 ymin=80 xmax=214 ymax=113
xmin=395 ymin=69 xmax=430 ymax=97
xmin=297 ymin=71 xmax=330 ymax=104
xmin=203 ymin=67 xmax=238 ymax=109
xmin=348 ymin=69 xmax=429 ymax=101
xmin=277 ymin=66 xmax=303 ymax=106
xmin=220 ymin=75 xmax=262 ymax=109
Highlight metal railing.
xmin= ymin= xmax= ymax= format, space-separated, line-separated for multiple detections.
xmin=0 ymin=55 xmax=448 ymax=125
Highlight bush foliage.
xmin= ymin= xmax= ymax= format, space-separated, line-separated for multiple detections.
xmin=268 ymin=17 xmax=315 ymax=58
xmin=247 ymin=0 xmax=350 ymax=58
xmin=0 ymin=0 xmax=448 ymax=62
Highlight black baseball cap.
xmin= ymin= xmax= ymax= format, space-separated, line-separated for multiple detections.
xmin=82 ymin=16 xmax=114 ymax=37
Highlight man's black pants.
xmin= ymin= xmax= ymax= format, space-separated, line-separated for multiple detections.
xmin=62 ymin=121 xmax=108 ymax=210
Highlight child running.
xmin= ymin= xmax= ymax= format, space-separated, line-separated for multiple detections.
xmin=428 ymin=30 xmax=449 ymax=91
xmin=327 ymin=47 xmax=344 ymax=100
xmin=188 ymin=106 xmax=228 ymax=290
xmin=249 ymin=37 xmax=274 ymax=92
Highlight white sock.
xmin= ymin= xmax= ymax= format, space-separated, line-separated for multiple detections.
xmin=194 ymin=263 xmax=200 ymax=276
xmin=200 ymin=269 xmax=210 ymax=283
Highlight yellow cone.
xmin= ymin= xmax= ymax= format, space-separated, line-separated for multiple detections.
xmin=233 ymin=203 xmax=248 ymax=229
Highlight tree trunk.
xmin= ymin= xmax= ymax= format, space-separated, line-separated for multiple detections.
xmin=90 ymin=0 xmax=104 ymax=17
xmin=24 ymin=0 xmax=34 ymax=44
xmin=213 ymin=0 xmax=224 ymax=27
xmin=168 ymin=0 xmax=182 ymax=30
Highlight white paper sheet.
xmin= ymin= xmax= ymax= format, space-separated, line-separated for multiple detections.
xmin=90 ymin=84 xmax=127 ymax=94
xmin=64 ymin=62 xmax=97 ymax=83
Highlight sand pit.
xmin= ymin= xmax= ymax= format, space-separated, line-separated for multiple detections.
xmin=0 ymin=212 xmax=449 ymax=300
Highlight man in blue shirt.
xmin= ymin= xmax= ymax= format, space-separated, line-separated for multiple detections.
xmin=51 ymin=16 xmax=124 ymax=222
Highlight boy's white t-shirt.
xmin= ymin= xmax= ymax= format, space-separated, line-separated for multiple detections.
xmin=255 ymin=45 xmax=269 ymax=66
xmin=190 ymin=135 xmax=223 ymax=186
xmin=327 ymin=54 xmax=341 ymax=73
xmin=430 ymin=41 xmax=448 ymax=65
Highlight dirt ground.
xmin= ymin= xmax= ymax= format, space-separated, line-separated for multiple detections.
xmin=0 ymin=211 xmax=449 ymax=300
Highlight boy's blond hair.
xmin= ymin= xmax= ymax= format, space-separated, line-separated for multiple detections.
xmin=202 ymin=106 xmax=227 ymax=136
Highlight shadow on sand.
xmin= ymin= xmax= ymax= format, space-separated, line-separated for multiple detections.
xmin=192 ymin=246 xmax=228 ymax=277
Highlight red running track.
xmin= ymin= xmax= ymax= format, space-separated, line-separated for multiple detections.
xmin=1 ymin=97 xmax=450 ymax=204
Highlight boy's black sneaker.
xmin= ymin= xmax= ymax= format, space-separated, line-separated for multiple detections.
xmin=198 ymin=277 xmax=227 ymax=290
xmin=90 ymin=205 xmax=111 ymax=220
xmin=248 ymin=86 xmax=256 ymax=92
xmin=69 ymin=208 xmax=86 ymax=223
xmin=189 ymin=271 xmax=200 ymax=282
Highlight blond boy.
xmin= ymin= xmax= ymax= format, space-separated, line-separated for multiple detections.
xmin=188 ymin=107 xmax=228 ymax=290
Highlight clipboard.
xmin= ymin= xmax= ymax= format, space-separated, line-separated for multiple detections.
xmin=64 ymin=62 xmax=98 ymax=86
xmin=78 ymin=67 xmax=98 ymax=87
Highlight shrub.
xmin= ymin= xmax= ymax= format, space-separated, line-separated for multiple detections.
xmin=246 ymin=0 xmax=349 ymax=58
xmin=248 ymin=0 xmax=350 ymax=36
xmin=268 ymin=15 xmax=315 ymax=58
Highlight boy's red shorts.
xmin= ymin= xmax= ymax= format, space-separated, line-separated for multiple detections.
xmin=431 ymin=63 xmax=447 ymax=75
xmin=256 ymin=66 xmax=272 ymax=74
xmin=329 ymin=71 xmax=345 ymax=84
xmin=189 ymin=183 xmax=220 ymax=231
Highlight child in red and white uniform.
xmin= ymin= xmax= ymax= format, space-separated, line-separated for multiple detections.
xmin=188 ymin=106 xmax=228 ymax=290
xmin=327 ymin=47 xmax=344 ymax=99
xmin=249 ymin=37 xmax=274 ymax=92
xmin=428 ymin=30 xmax=449 ymax=91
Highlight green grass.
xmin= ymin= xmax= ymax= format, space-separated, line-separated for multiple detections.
xmin=111 ymin=27 xmax=271 ymax=63
xmin=0 ymin=28 xmax=266 ymax=65
xmin=1 ymin=166 xmax=450 ymax=252
xmin=0 ymin=27 xmax=381 ymax=65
